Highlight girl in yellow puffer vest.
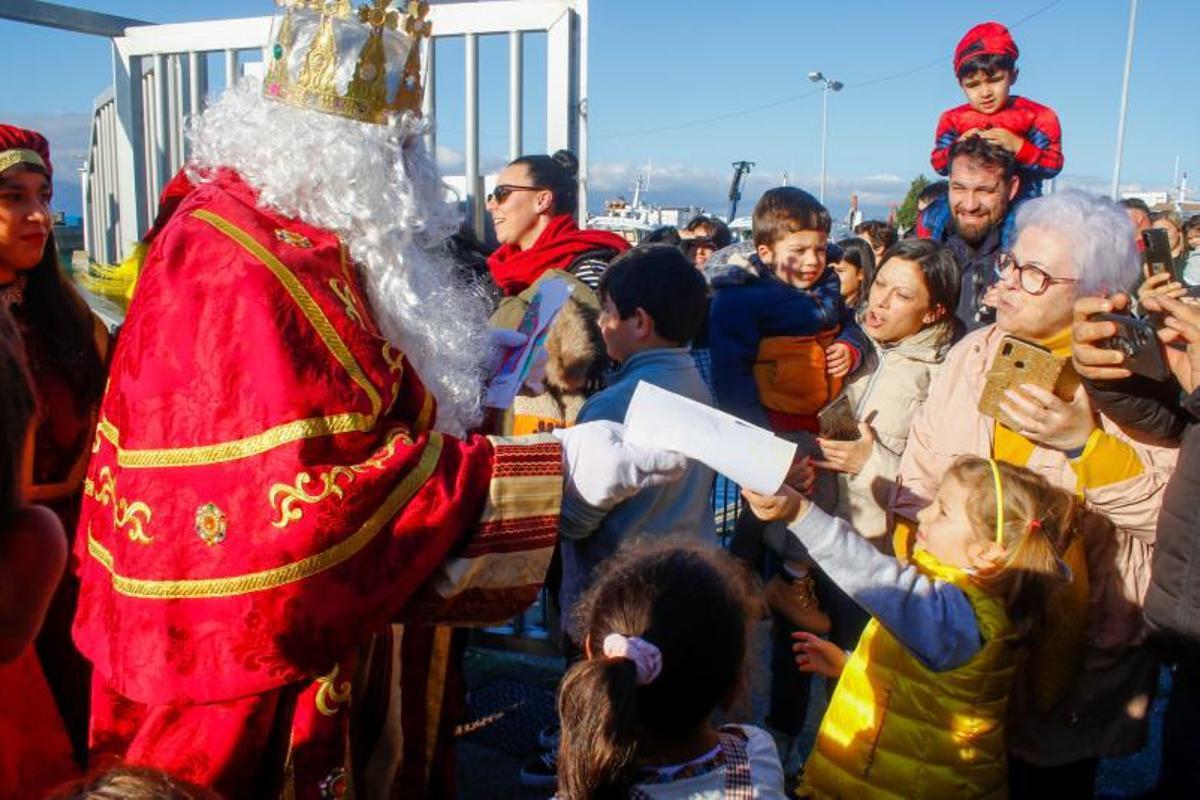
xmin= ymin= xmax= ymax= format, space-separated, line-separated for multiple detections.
xmin=745 ymin=457 xmax=1077 ymax=799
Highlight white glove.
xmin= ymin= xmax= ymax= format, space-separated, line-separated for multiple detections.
xmin=555 ymin=420 xmax=688 ymax=513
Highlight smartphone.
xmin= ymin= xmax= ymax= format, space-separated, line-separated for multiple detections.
xmin=818 ymin=394 xmax=860 ymax=441
xmin=1143 ymin=228 xmax=1174 ymax=279
xmin=978 ymin=336 xmax=1080 ymax=427
xmin=1093 ymin=313 xmax=1170 ymax=382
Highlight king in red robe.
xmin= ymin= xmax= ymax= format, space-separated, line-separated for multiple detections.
xmin=69 ymin=3 xmax=683 ymax=797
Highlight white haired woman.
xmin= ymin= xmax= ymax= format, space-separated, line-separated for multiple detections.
xmin=891 ymin=191 xmax=1177 ymax=797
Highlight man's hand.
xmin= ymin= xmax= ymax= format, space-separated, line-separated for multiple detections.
xmin=825 ymin=342 xmax=854 ymax=378
xmin=815 ymin=423 xmax=876 ymax=475
xmin=1138 ymin=271 xmax=1188 ymax=304
xmin=556 ymin=421 xmax=687 ymax=512
xmin=1072 ymin=295 xmax=1132 ymax=381
xmin=741 ymin=484 xmax=809 ymax=524
xmin=979 ymin=127 xmax=1024 ymax=155
xmin=1144 ymin=294 xmax=1200 ymax=393
xmin=999 ymin=383 xmax=1096 ymax=452
xmin=792 ymin=631 xmax=847 ymax=679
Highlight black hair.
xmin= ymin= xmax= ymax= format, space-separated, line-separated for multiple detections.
xmin=854 ymin=220 xmax=898 ymax=252
xmin=0 ymin=310 xmax=34 ymax=526
xmin=508 ymin=149 xmax=579 ymax=216
xmin=557 ymin=540 xmax=756 ymax=800
xmin=641 ymin=226 xmax=682 ymax=246
xmin=1119 ymin=197 xmax=1152 ymax=216
xmin=752 ymin=187 xmax=831 ymax=248
xmin=956 ymin=52 xmax=1017 ymax=80
xmin=835 ymin=237 xmax=877 ymax=288
xmin=917 ymin=180 xmax=949 ymax=207
xmin=598 ymin=245 xmax=708 ymax=344
xmin=876 ymin=238 xmax=962 ymax=321
xmin=948 ymin=134 xmax=1017 ymax=180
xmin=17 ymin=232 xmax=106 ymax=407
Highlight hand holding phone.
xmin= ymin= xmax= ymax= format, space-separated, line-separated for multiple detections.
xmin=1092 ymin=313 xmax=1170 ymax=382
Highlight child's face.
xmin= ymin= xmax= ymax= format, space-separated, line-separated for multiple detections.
xmin=914 ymin=476 xmax=994 ymax=570
xmin=959 ymin=69 xmax=1014 ymax=115
xmin=831 ymin=260 xmax=862 ymax=302
xmin=598 ymin=295 xmax=643 ymax=362
xmin=758 ymin=230 xmax=827 ymax=289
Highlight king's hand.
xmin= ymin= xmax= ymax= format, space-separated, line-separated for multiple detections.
xmin=553 ymin=421 xmax=687 ymax=536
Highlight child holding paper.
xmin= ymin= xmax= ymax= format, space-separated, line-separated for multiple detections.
xmin=744 ymin=457 xmax=1074 ymax=798
xmin=557 ymin=245 xmax=717 ymax=635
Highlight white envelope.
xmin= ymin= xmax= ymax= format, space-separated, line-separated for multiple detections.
xmin=622 ymin=381 xmax=797 ymax=495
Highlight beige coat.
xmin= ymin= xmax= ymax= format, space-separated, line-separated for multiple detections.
xmin=892 ymin=324 xmax=1177 ymax=764
xmin=835 ymin=321 xmax=953 ymax=547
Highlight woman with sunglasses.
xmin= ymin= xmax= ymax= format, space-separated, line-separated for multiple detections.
xmin=892 ymin=191 xmax=1175 ymax=798
xmin=485 ymin=150 xmax=628 ymax=296
xmin=485 ymin=151 xmax=629 ymax=439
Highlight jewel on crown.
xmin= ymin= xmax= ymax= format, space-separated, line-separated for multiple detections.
xmin=264 ymin=0 xmax=431 ymax=125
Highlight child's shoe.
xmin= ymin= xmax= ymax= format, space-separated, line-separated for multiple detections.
xmin=765 ymin=572 xmax=831 ymax=634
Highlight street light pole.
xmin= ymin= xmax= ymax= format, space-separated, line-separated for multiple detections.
xmin=808 ymin=71 xmax=843 ymax=205
xmin=1111 ymin=0 xmax=1139 ymax=200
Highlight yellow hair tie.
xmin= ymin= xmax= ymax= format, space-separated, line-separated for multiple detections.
xmin=987 ymin=458 xmax=1004 ymax=545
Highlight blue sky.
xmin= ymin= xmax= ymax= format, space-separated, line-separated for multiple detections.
xmin=3 ymin=0 xmax=1197 ymax=220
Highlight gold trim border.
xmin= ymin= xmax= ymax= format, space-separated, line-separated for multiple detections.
xmin=0 ymin=148 xmax=46 ymax=175
xmin=87 ymin=434 xmax=444 ymax=599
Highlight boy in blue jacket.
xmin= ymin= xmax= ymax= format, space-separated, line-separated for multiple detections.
xmin=559 ymin=245 xmax=717 ymax=640
xmin=709 ymin=186 xmax=866 ymax=633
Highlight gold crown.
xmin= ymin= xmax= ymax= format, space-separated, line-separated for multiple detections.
xmin=264 ymin=0 xmax=431 ymax=125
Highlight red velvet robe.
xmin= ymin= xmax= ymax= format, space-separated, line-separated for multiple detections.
xmin=72 ymin=170 xmax=561 ymax=798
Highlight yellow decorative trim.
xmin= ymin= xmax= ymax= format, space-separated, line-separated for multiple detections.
xmin=193 ymin=209 xmax=382 ymax=419
xmin=85 ymin=466 xmax=153 ymax=544
xmin=268 ymin=426 xmax=414 ymax=528
xmin=329 ymin=278 xmax=366 ymax=330
xmin=315 ymin=663 xmax=352 ymax=716
xmin=102 ymin=412 xmax=377 ymax=469
xmin=382 ymin=342 xmax=405 ymax=374
xmin=414 ymin=391 xmax=434 ymax=434
xmin=87 ymin=434 xmax=444 ymax=599
xmin=424 ymin=625 xmax=453 ymax=788
xmin=0 ymin=148 xmax=46 ymax=175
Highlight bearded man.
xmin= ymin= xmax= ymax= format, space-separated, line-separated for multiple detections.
xmin=916 ymin=134 xmax=1020 ymax=330
xmin=70 ymin=2 xmax=683 ymax=798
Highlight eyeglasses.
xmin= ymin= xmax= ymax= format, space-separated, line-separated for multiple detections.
xmin=995 ymin=251 xmax=1078 ymax=296
xmin=487 ymin=184 xmax=542 ymax=205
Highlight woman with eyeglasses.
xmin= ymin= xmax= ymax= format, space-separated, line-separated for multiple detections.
xmin=485 ymin=151 xmax=629 ymax=439
xmin=892 ymin=191 xmax=1175 ymax=797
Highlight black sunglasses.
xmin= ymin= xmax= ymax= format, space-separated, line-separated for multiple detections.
xmin=487 ymin=184 xmax=543 ymax=205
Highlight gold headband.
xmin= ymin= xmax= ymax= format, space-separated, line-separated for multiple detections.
xmin=0 ymin=148 xmax=46 ymax=175
xmin=987 ymin=458 xmax=1004 ymax=545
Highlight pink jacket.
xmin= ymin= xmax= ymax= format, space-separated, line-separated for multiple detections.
xmin=892 ymin=325 xmax=1177 ymax=763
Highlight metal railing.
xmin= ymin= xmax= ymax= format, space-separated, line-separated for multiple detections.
xmin=82 ymin=0 xmax=589 ymax=263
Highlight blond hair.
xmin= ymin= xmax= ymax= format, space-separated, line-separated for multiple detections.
xmin=945 ymin=457 xmax=1076 ymax=640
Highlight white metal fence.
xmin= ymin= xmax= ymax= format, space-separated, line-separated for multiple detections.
xmin=83 ymin=0 xmax=589 ymax=264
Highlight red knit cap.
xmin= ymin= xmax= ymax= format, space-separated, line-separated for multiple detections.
xmin=0 ymin=124 xmax=53 ymax=180
xmin=954 ymin=21 xmax=1019 ymax=76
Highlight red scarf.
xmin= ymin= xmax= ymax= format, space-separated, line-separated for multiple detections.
xmin=487 ymin=213 xmax=629 ymax=295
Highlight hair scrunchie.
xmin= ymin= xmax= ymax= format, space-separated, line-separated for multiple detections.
xmin=602 ymin=633 xmax=663 ymax=686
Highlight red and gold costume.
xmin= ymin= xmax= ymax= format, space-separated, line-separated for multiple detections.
xmin=72 ymin=170 xmax=562 ymax=798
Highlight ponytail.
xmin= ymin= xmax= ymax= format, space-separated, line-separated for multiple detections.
xmin=557 ymin=656 xmax=641 ymax=800
xmin=509 ymin=149 xmax=579 ymax=216
xmin=948 ymin=458 xmax=1073 ymax=640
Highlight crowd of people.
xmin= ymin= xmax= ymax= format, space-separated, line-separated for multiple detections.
xmin=1 ymin=5 xmax=1198 ymax=800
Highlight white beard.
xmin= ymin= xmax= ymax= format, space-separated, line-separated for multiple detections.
xmin=186 ymin=81 xmax=491 ymax=436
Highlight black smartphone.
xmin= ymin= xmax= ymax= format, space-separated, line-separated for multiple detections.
xmin=1143 ymin=228 xmax=1174 ymax=279
xmin=818 ymin=394 xmax=860 ymax=441
xmin=1094 ymin=313 xmax=1170 ymax=382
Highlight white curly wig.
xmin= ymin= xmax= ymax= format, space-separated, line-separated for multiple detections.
xmin=186 ymin=80 xmax=491 ymax=436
